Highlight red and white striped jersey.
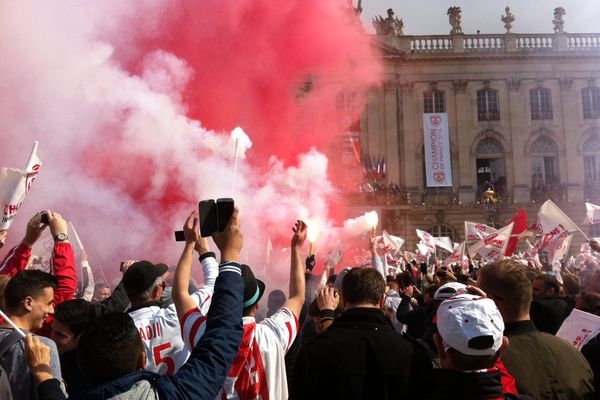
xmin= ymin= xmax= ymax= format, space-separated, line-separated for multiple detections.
xmin=214 ymin=307 xmax=299 ymax=400
xmin=128 ymin=256 xmax=218 ymax=375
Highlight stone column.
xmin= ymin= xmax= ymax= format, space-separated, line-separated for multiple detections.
xmin=383 ymin=80 xmax=401 ymax=185
xmin=453 ymin=79 xmax=474 ymax=204
xmin=506 ymin=78 xmax=531 ymax=203
xmin=558 ymin=78 xmax=584 ymax=202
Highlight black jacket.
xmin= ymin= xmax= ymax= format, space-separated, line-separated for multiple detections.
xmin=291 ymin=307 xmax=433 ymax=400
xmin=427 ymin=368 xmax=532 ymax=400
xmin=530 ymin=297 xmax=573 ymax=334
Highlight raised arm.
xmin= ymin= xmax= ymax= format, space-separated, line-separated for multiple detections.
xmin=173 ymin=210 xmax=203 ymax=321
xmin=0 ymin=213 xmax=46 ymax=276
xmin=157 ymin=208 xmax=244 ymax=400
xmin=283 ymin=220 xmax=307 ymax=319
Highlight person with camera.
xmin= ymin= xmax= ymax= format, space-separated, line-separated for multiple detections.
xmin=24 ymin=207 xmax=245 ymax=400
xmin=0 ymin=211 xmax=76 ymax=338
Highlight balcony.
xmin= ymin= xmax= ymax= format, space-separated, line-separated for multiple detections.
xmin=530 ymin=183 xmax=567 ymax=203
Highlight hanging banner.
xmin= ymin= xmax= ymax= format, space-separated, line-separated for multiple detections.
xmin=423 ymin=113 xmax=452 ymax=187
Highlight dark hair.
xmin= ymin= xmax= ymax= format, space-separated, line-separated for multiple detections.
xmin=54 ymin=299 xmax=96 ymax=337
xmin=341 ymin=268 xmax=385 ymax=306
xmin=578 ymin=290 xmax=600 ymax=315
xmin=77 ymin=312 xmax=143 ymax=385
xmin=4 ymin=270 xmax=57 ymax=313
xmin=534 ymin=273 xmax=560 ymax=294
xmin=478 ymin=260 xmax=532 ymax=321
xmin=399 ymin=271 xmax=415 ymax=288
xmin=562 ymin=273 xmax=581 ymax=296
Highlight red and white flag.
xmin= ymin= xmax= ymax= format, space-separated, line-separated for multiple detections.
xmin=538 ymin=199 xmax=581 ymax=235
xmin=0 ymin=142 xmax=42 ymax=230
xmin=416 ymin=229 xmax=436 ymax=251
xmin=443 ymin=241 xmax=465 ymax=267
xmin=375 ymin=230 xmax=404 ymax=257
xmin=472 ymin=222 xmax=514 ymax=261
xmin=584 ymin=203 xmax=600 ymax=225
xmin=465 ymin=221 xmax=497 ymax=242
xmin=504 ymin=209 xmax=528 ymax=256
xmin=539 ymin=230 xmax=573 ymax=265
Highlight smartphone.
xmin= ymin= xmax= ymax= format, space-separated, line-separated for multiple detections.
xmin=200 ymin=199 xmax=218 ymax=237
xmin=40 ymin=212 xmax=49 ymax=224
xmin=174 ymin=230 xmax=185 ymax=241
xmin=216 ymin=198 xmax=234 ymax=232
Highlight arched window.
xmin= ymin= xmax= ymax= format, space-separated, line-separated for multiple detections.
xmin=427 ymin=224 xmax=456 ymax=242
xmin=530 ymin=88 xmax=553 ymax=120
xmin=475 ymin=138 xmax=506 ymax=195
xmin=477 ymin=89 xmax=500 ymax=121
xmin=530 ymin=136 xmax=559 ymax=187
xmin=582 ymin=87 xmax=600 ymax=119
xmin=423 ymin=89 xmax=445 ymax=113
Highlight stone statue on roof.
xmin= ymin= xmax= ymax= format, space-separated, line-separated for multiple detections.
xmin=553 ymin=7 xmax=566 ymax=33
xmin=501 ymin=6 xmax=515 ymax=33
xmin=447 ymin=6 xmax=463 ymax=35
xmin=372 ymin=8 xmax=404 ymax=36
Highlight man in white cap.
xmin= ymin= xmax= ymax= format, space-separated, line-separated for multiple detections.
xmin=432 ymin=294 xmax=532 ymax=400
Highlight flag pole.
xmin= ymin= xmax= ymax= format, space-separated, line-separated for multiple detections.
xmin=0 ymin=309 xmax=26 ymax=338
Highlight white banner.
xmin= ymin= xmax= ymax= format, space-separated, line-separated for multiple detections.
xmin=556 ymin=309 xmax=600 ymax=350
xmin=0 ymin=142 xmax=42 ymax=230
xmin=584 ymin=202 xmax=600 ymax=225
xmin=423 ymin=113 xmax=452 ymax=187
xmin=416 ymin=229 xmax=436 ymax=251
xmin=465 ymin=221 xmax=497 ymax=242
xmin=375 ymin=230 xmax=404 ymax=257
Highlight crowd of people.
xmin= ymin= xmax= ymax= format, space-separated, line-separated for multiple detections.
xmin=0 ymin=208 xmax=598 ymax=399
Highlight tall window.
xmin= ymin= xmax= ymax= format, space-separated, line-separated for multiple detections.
xmin=477 ymin=89 xmax=500 ymax=121
xmin=582 ymin=87 xmax=600 ymax=119
xmin=530 ymin=136 xmax=559 ymax=187
xmin=427 ymin=224 xmax=456 ymax=242
xmin=475 ymin=138 xmax=506 ymax=196
xmin=423 ymin=90 xmax=445 ymax=113
xmin=530 ymin=88 xmax=553 ymax=120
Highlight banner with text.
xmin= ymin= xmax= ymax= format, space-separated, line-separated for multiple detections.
xmin=423 ymin=113 xmax=452 ymax=187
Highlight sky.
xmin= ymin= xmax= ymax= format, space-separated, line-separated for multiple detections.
xmin=360 ymin=0 xmax=600 ymax=34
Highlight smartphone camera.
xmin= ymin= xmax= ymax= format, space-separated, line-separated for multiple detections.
xmin=40 ymin=212 xmax=49 ymax=224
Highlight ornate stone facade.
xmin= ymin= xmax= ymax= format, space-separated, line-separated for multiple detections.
xmin=351 ymin=8 xmax=600 ymax=251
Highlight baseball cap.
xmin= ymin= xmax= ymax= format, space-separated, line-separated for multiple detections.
xmin=436 ymin=294 xmax=505 ymax=356
xmin=122 ymin=260 xmax=169 ymax=297
xmin=434 ymin=282 xmax=467 ymax=300
xmin=240 ymin=264 xmax=265 ymax=309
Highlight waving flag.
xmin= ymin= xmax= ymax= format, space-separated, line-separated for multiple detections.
xmin=472 ymin=222 xmax=514 ymax=261
xmin=416 ymin=229 xmax=436 ymax=251
xmin=584 ymin=203 xmax=600 ymax=225
xmin=504 ymin=209 xmax=528 ymax=256
xmin=0 ymin=142 xmax=42 ymax=230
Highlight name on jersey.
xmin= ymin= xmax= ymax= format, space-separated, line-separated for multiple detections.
xmin=139 ymin=322 xmax=162 ymax=341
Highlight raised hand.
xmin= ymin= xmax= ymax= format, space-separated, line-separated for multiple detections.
xmin=291 ymin=220 xmax=307 ymax=249
xmin=23 ymin=213 xmax=48 ymax=246
xmin=212 ymin=208 xmax=242 ymax=263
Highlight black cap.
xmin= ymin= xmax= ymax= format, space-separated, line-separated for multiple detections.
xmin=122 ymin=260 xmax=169 ymax=297
xmin=240 ymin=264 xmax=265 ymax=309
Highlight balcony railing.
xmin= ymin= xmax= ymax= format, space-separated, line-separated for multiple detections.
xmin=530 ymin=183 xmax=567 ymax=203
xmin=392 ymin=32 xmax=600 ymax=55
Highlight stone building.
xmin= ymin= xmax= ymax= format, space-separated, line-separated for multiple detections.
xmin=350 ymin=6 xmax=600 ymax=253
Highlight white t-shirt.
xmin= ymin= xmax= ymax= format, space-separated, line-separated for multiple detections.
xmin=128 ymin=256 xmax=218 ymax=375
xmin=213 ymin=307 xmax=298 ymax=399
xmin=385 ymin=289 xmax=406 ymax=334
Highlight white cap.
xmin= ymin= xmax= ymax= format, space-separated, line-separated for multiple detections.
xmin=434 ymin=282 xmax=467 ymax=300
xmin=436 ymin=294 xmax=504 ymax=356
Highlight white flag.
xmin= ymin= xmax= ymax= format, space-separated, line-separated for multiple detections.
xmin=435 ymin=236 xmax=454 ymax=253
xmin=0 ymin=142 xmax=42 ymax=230
xmin=375 ymin=230 xmax=404 ymax=257
xmin=443 ymin=241 xmax=465 ymax=267
xmin=465 ymin=221 xmax=497 ymax=242
xmin=416 ymin=242 xmax=431 ymax=258
xmin=416 ymin=229 xmax=436 ymax=251
xmin=584 ymin=203 xmax=600 ymax=225
xmin=540 ymin=230 xmax=573 ymax=265
xmin=474 ymin=222 xmax=514 ymax=261
xmin=538 ymin=200 xmax=581 ymax=235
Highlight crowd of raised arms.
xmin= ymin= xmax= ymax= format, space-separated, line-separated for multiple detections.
xmin=1 ymin=208 xmax=600 ymax=400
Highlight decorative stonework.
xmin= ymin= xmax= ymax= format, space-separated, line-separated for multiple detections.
xmin=506 ymin=78 xmax=520 ymax=91
xmin=558 ymin=77 xmax=573 ymax=90
xmin=483 ymin=80 xmax=492 ymax=89
xmin=553 ymin=7 xmax=566 ymax=33
xmin=501 ymin=7 xmax=515 ymax=33
xmin=453 ymin=80 xmax=468 ymax=93
xmin=447 ymin=7 xmax=463 ymax=35
xmin=372 ymin=8 xmax=404 ymax=36
xmin=428 ymin=81 xmax=438 ymax=91
xmin=399 ymin=81 xmax=414 ymax=93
